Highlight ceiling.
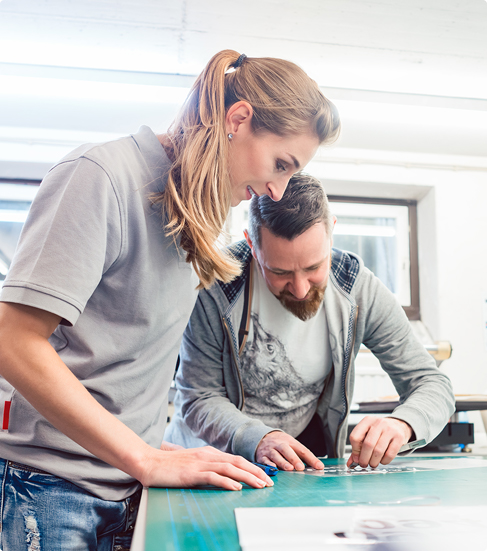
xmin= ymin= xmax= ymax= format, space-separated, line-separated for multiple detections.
xmin=1 ymin=0 xmax=486 ymax=181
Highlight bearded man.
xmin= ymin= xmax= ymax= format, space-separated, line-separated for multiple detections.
xmin=165 ymin=174 xmax=454 ymax=471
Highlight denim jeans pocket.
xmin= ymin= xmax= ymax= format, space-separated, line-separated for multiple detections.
xmin=7 ymin=460 xmax=56 ymax=476
xmin=1 ymin=458 xmax=134 ymax=550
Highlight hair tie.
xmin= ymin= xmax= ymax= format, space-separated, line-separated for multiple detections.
xmin=233 ymin=54 xmax=247 ymax=69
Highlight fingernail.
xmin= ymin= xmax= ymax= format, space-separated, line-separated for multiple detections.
xmin=234 ymin=483 xmax=242 ymax=490
xmin=257 ymin=479 xmax=266 ymax=487
xmin=297 ymin=462 xmax=304 ymax=470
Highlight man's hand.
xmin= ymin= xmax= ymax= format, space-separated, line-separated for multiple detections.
xmin=142 ymin=444 xmax=274 ymax=491
xmin=255 ymin=431 xmax=324 ymax=471
xmin=347 ymin=417 xmax=413 ymax=469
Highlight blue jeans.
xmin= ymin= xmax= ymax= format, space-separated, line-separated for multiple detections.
xmin=0 ymin=458 xmax=141 ymax=551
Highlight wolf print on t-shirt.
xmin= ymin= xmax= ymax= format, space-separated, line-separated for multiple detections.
xmin=240 ymin=313 xmax=322 ymax=430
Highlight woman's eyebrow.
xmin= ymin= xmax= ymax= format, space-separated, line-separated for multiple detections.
xmin=287 ymin=154 xmax=300 ymax=169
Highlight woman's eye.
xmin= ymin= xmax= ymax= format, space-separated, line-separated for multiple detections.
xmin=276 ymin=161 xmax=286 ymax=172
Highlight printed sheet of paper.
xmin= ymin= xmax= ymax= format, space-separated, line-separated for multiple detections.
xmin=285 ymin=457 xmax=487 ymax=477
xmin=235 ymin=505 xmax=487 ymax=551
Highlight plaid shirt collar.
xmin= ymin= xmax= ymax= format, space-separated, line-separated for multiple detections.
xmin=218 ymin=240 xmax=360 ymax=305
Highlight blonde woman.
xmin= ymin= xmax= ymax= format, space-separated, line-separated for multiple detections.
xmin=0 ymin=50 xmax=339 ymax=549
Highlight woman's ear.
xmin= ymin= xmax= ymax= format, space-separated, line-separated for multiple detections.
xmin=225 ymin=101 xmax=253 ymax=136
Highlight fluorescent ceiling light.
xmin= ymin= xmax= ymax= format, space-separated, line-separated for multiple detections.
xmin=0 ymin=141 xmax=72 ymax=164
xmin=334 ymin=224 xmax=396 ymax=238
xmin=333 ymin=99 xmax=487 ymax=130
xmin=0 ymin=74 xmax=190 ymax=104
xmin=0 ymin=210 xmax=29 ymax=223
xmin=0 ymin=183 xmax=38 ymax=201
xmin=0 ymin=127 xmax=122 ymax=164
xmin=0 ymin=128 xmax=126 ymax=165
xmin=0 ymin=126 xmax=118 ymax=145
xmin=0 ymin=259 xmax=9 ymax=277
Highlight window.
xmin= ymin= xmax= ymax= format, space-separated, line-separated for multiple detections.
xmin=0 ymin=180 xmax=39 ymax=284
xmin=329 ymin=196 xmax=419 ymax=319
xmin=227 ymin=194 xmax=419 ymax=320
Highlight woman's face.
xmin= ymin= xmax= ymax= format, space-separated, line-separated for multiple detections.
xmin=226 ymin=104 xmax=320 ymax=206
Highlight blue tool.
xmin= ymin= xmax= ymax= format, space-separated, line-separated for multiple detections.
xmin=253 ymin=462 xmax=279 ymax=476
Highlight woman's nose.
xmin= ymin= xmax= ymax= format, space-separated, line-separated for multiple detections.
xmin=266 ymin=175 xmax=290 ymax=202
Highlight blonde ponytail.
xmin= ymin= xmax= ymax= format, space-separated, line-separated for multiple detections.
xmin=154 ymin=49 xmax=340 ymax=289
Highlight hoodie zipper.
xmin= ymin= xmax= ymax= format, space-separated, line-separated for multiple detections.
xmin=334 ymin=304 xmax=359 ymax=457
xmin=222 ymin=260 xmax=254 ymax=412
xmin=223 ymin=317 xmax=246 ymax=411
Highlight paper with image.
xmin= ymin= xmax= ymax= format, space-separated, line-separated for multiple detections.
xmin=235 ymin=505 xmax=487 ymax=551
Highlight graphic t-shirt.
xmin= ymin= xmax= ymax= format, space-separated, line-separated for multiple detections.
xmin=241 ymin=262 xmax=332 ymax=437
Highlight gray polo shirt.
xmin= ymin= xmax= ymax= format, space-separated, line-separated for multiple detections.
xmin=0 ymin=126 xmax=199 ymax=500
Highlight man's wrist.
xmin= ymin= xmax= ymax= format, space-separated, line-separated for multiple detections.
xmin=388 ymin=417 xmax=414 ymax=441
xmin=255 ymin=430 xmax=282 ymax=459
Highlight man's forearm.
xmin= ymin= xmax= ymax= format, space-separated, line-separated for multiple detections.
xmin=389 ymin=374 xmax=455 ymax=443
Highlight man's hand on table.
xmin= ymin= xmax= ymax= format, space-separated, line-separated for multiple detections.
xmin=255 ymin=431 xmax=324 ymax=471
xmin=142 ymin=442 xmax=274 ymax=491
xmin=347 ymin=416 xmax=413 ymax=469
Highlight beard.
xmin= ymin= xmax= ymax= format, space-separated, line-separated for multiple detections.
xmin=275 ymin=283 xmax=326 ymax=321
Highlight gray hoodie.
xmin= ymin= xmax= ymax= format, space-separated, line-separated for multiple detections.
xmin=165 ymin=242 xmax=455 ymax=461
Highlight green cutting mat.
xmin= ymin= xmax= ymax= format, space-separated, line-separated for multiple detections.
xmin=145 ymin=457 xmax=487 ymax=551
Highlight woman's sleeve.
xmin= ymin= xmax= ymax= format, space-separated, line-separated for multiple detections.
xmin=0 ymin=157 xmax=122 ymax=326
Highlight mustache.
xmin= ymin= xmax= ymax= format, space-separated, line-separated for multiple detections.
xmin=276 ymin=284 xmax=326 ymax=321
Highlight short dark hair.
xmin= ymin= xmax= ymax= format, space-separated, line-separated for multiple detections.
xmin=247 ymin=173 xmax=332 ymax=249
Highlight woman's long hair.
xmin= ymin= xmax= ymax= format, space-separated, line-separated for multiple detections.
xmin=155 ymin=49 xmax=340 ymax=289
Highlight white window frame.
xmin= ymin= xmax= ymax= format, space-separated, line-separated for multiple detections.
xmin=329 ymin=195 xmax=420 ymax=320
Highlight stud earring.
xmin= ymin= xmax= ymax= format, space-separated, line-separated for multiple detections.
xmin=228 ymin=133 xmax=233 ymax=140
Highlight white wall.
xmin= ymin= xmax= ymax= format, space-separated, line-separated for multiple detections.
xmin=1 ymin=0 xmax=486 ymax=435
xmin=423 ymin=176 xmax=487 ymax=394
xmin=310 ymin=151 xmax=487 ymax=411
